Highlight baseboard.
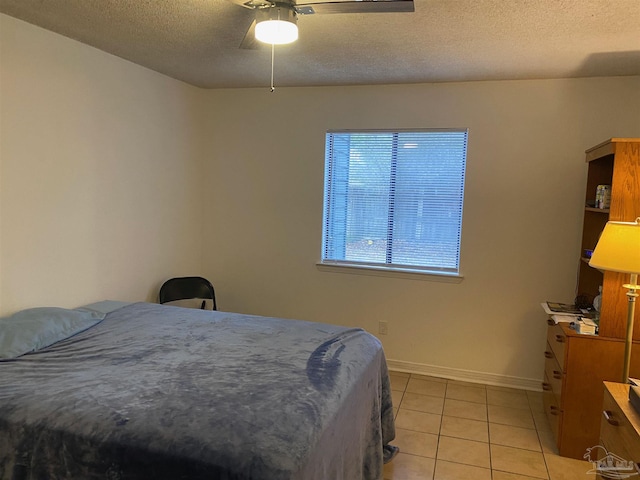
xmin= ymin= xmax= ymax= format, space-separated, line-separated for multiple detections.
xmin=387 ymin=359 xmax=542 ymax=392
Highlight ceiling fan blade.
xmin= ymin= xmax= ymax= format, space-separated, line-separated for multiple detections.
xmin=229 ymin=0 xmax=274 ymax=9
xmin=296 ymin=0 xmax=414 ymax=15
xmin=239 ymin=19 xmax=262 ymax=49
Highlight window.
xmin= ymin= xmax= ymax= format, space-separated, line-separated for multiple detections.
xmin=321 ymin=129 xmax=468 ymax=276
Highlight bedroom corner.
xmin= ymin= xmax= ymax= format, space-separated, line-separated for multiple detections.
xmin=0 ymin=14 xmax=208 ymax=315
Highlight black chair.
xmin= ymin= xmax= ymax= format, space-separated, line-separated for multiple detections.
xmin=159 ymin=276 xmax=217 ymax=310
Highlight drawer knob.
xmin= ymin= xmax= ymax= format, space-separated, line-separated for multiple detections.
xmin=555 ymin=334 xmax=565 ymax=343
xmin=542 ymin=382 xmax=552 ymax=391
xmin=603 ymin=410 xmax=619 ymax=426
xmin=547 ymin=319 xmax=555 ymax=326
xmin=549 ymin=405 xmax=560 ymax=415
xmin=544 ymin=351 xmax=553 ymax=359
xmin=553 ymin=370 xmax=562 ymax=380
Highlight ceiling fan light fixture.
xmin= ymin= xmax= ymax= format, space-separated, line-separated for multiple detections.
xmin=255 ymin=6 xmax=298 ymax=44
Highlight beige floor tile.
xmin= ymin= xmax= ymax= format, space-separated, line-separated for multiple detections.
xmin=442 ymin=398 xmax=488 ymax=421
xmin=394 ymin=428 xmax=438 ymax=458
xmin=395 ymin=409 xmax=442 ymax=435
xmin=489 ymin=423 xmax=542 ymax=451
xmin=544 ymin=452 xmax=596 ymax=480
xmin=388 ymin=375 xmax=599 ymax=480
xmin=383 ymin=453 xmax=435 ymax=480
xmin=491 ymin=444 xmax=548 ymax=479
xmin=440 ymin=415 xmax=489 ymax=443
xmin=433 ymin=459 xmax=491 ymax=480
xmin=488 ymin=404 xmax=536 ymax=429
xmin=392 ymin=389 xmax=404 ymax=409
xmin=407 ymin=378 xmax=447 ymax=397
xmin=532 ymin=411 xmax=550 ymax=431
xmin=390 ymin=373 xmax=410 ymax=391
xmin=445 ymin=383 xmax=487 ymax=404
xmin=536 ymin=425 xmax=558 ymax=455
xmin=411 ymin=373 xmax=448 ymax=383
xmin=446 ymin=378 xmax=486 ymax=388
xmin=492 ymin=472 xmax=545 ymax=480
xmin=436 ymin=436 xmax=491 ymax=468
xmin=487 ymin=385 xmax=528 ymax=393
xmin=533 ymin=414 xmax=552 ymax=433
xmin=401 ymin=392 xmax=445 ymax=414
xmin=527 ymin=391 xmax=545 ymax=413
xmin=487 ymin=388 xmax=530 ymax=409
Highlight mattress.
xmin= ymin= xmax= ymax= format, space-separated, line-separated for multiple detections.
xmin=0 ymin=302 xmax=395 ymax=479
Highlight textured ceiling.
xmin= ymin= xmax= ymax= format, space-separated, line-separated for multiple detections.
xmin=1 ymin=0 xmax=639 ymax=89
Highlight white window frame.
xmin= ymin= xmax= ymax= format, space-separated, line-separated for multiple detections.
xmin=319 ymin=128 xmax=468 ymax=280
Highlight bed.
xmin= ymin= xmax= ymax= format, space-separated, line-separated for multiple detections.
xmin=0 ymin=301 xmax=396 ymax=479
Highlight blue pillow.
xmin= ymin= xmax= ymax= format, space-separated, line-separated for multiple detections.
xmin=0 ymin=307 xmax=105 ymax=359
xmin=77 ymin=300 xmax=131 ymax=315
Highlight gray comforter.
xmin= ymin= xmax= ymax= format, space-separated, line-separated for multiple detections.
xmin=0 ymin=302 xmax=395 ymax=479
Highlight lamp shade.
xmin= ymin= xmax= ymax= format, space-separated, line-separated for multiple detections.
xmin=255 ymin=6 xmax=298 ymax=45
xmin=589 ymin=218 xmax=640 ymax=274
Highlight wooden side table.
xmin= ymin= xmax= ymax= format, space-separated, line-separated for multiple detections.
xmin=594 ymin=382 xmax=640 ymax=479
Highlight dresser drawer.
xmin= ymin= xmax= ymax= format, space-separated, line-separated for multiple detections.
xmin=598 ymin=434 xmax=635 ymax=478
xmin=601 ymin=385 xmax=640 ymax=461
xmin=544 ymin=342 xmax=563 ymax=398
xmin=542 ymin=372 xmax=561 ymax=440
xmin=546 ymin=323 xmax=566 ymax=370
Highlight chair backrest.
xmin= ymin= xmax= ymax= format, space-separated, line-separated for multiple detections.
xmin=159 ymin=276 xmax=217 ymax=310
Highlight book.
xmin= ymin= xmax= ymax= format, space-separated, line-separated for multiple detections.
xmin=574 ymin=318 xmax=597 ymax=335
xmin=547 ymin=315 xmax=576 ymax=325
xmin=546 ymin=302 xmax=582 ymax=315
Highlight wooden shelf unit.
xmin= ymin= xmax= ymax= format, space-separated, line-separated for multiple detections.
xmin=543 ymin=138 xmax=640 ymax=460
xmin=578 ymin=138 xmax=640 ymax=339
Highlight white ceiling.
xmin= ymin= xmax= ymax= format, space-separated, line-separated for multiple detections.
xmin=1 ymin=0 xmax=639 ymax=89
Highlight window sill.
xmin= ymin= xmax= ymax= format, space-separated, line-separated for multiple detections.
xmin=315 ymin=262 xmax=464 ymax=283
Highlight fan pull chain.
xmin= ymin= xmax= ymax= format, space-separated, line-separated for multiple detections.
xmin=270 ymin=43 xmax=275 ymax=92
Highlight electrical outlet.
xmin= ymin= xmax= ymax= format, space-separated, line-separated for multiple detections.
xmin=378 ymin=321 xmax=388 ymax=335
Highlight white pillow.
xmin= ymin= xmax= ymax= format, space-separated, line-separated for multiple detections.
xmin=161 ymin=298 xmax=214 ymax=310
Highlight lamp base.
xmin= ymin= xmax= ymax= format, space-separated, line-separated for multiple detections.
xmin=621 ymin=276 xmax=638 ymax=384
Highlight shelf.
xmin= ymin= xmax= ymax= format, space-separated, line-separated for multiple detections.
xmin=585 ymin=137 xmax=640 ymax=162
xmin=579 ymin=138 xmax=640 ymax=340
xmin=585 ymin=207 xmax=610 ymax=214
xmin=581 ymin=257 xmax=605 ymax=272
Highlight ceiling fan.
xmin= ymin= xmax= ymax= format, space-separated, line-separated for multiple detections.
xmin=230 ymin=0 xmax=415 ymax=49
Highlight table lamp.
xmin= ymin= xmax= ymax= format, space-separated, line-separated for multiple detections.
xmin=589 ymin=217 xmax=640 ymax=383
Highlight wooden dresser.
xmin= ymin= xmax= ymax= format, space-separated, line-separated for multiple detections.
xmin=543 ymin=322 xmax=640 ymax=458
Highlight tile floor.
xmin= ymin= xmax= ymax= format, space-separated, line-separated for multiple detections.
xmin=384 ymin=372 xmax=597 ymax=480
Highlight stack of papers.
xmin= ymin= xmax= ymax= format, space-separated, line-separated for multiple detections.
xmin=542 ymin=302 xmax=599 ymax=334
xmin=541 ymin=302 xmax=583 ymax=324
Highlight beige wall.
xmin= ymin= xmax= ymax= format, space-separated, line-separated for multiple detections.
xmin=202 ymin=78 xmax=640 ymax=386
xmin=2 ymin=12 xmax=640 ymax=387
xmin=0 ymin=15 xmax=206 ymax=313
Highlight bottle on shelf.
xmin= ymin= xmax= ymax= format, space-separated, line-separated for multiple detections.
xmin=593 ymin=285 xmax=602 ymax=324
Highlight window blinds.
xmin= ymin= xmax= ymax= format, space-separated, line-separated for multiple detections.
xmin=322 ymin=129 xmax=468 ymax=275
